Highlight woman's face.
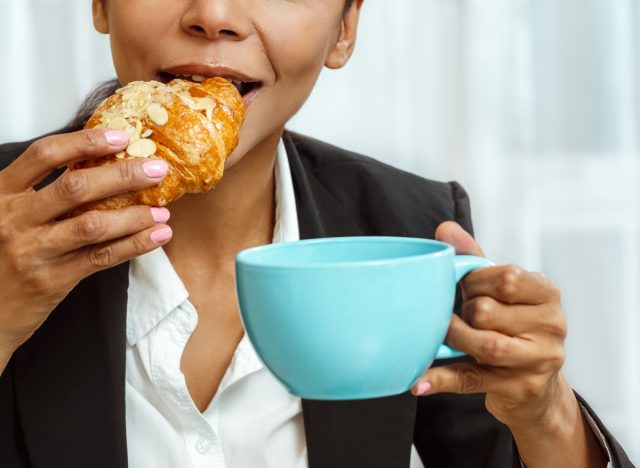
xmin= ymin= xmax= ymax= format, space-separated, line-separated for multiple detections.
xmin=93 ymin=0 xmax=362 ymax=167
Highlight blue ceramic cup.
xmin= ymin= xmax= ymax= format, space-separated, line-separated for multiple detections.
xmin=236 ymin=236 xmax=493 ymax=400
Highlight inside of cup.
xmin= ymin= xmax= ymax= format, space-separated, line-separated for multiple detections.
xmin=237 ymin=237 xmax=450 ymax=268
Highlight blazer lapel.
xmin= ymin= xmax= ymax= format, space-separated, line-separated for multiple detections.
xmin=285 ymin=132 xmax=418 ymax=468
xmin=14 ymin=263 xmax=129 ymax=468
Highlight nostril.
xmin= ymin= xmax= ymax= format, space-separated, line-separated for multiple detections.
xmin=190 ymin=25 xmax=207 ymax=34
xmin=219 ymin=28 xmax=238 ymax=37
xmin=188 ymin=25 xmax=238 ymax=38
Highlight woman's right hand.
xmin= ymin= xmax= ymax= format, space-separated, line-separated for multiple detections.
xmin=0 ymin=129 xmax=173 ymax=373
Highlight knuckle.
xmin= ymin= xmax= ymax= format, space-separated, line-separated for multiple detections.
xmin=548 ymin=314 xmax=568 ymax=339
xmin=28 ymin=139 xmax=56 ymax=165
xmin=471 ymin=297 xmax=496 ymax=329
xmin=74 ymin=212 xmax=106 ymax=242
xmin=56 ymin=172 xmax=88 ymax=201
xmin=481 ymin=336 xmax=510 ymax=363
xmin=26 ymin=269 xmax=52 ymax=295
xmin=496 ymin=264 xmax=523 ymax=299
xmin=80 ymin=130 xmax=101 ymax=149
xmin=130 ymin=233 xmax=149 ymax=256
xmin=459 ymin=366 xmax=483 ymax=393
xmin=546 ymin=347 xmax=566 ymax=372
xmin=519 ymin=375 xmax=546 ymax=400
xmin=87 ymin=245 xmax=115 ymax=269
xmin=135 ymin=206 xmax=153 ymax=228
xmin=118 ymin=161 xmax=139 ymax=185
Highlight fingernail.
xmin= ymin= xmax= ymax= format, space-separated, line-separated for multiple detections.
xmin=150 ymin=207 xmax=170 ymax=223
xmin=415 ymin=381 xmax=432 ymax=395
xmin=104 ymin=130 xmax=130 ymax=146
xmin=143 ymin=160 xmax=168 ymax=178
xmin=150 ymin=226 xmax=172 ymax=244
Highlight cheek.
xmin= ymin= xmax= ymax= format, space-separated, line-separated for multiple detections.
xmin=107 ymin=1 xmax=178 ymax=83
xmin=269 ymin=14 xmax=339 ymax=86
xmin=225 ymin=12 xmax=341 ymax=167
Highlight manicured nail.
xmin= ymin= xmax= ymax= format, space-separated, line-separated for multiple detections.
xmin=415 ymin=381 xmax=432 ymax=395
xmin=150 ymin=207 xmax=170 ymax=223
xmin=143 ymin=160 xmax=168 ymax=178
xmin=104 ymin=130 xmax=130 ymax=146
xmin=150 ymin=226 xmax=172 ymax=243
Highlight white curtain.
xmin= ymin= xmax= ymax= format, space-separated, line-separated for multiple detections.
xmin=1 ymin=0 xmax=638 ymax=462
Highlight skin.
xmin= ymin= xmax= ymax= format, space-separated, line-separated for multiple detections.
xmin=0 ymin=1 xmax=605 ymax=466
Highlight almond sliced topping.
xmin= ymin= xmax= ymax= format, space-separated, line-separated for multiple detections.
xmin=115 ymin=151 xmax=126 ymax=159
xmin=126 ymin=138 xmax=157 ymax=158
xmin=147 ymin=103 xmax=169 ymax=126
xmin=141 ymin=129 xmax=153 ymax=138
xmin=107 ymin=116 xmax=128 ymax=131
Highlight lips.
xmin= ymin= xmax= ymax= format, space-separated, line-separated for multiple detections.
xmin=157 ymin=65 xmax=262 ymax=100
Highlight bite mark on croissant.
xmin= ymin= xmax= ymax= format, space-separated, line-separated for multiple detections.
xmin=69 ymin=77 xmax=244 ymax=214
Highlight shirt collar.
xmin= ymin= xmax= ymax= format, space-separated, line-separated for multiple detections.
xmin=126 ymin=138 xmax=300 ymax=346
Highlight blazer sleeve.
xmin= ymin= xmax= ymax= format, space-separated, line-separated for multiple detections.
xmin=449 ymin=181 xmax=474 ymax=237
xmin=575 ymin=392 xmax=635 ymax=467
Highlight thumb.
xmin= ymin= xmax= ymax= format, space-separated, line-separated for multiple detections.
xmin=435 ymin=221 xmax=485 ymax=257
xmin=411 ymin=362 xmax=495 ymax=396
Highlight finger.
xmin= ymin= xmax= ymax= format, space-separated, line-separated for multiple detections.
xmin=40 ymin=206 xmax=170 ymax=258
xmin=66 ymin=224 xmax=173 ymax=277
xmin=446 ymin=315 xmax=537 ymax=367
xmin=462 ymin=296 xmax=547 ymax=336
xmin=412 ymin=362 xmax=508 ymax=396
xmin=461 ymin=264 xmax=560 ymax=305
xmin=435 ymin=221 xmax=485 ymax=257
xmin=0 ymin=129 xmax=130 ymax=194
xmin=29 ymin=158 xmax=168 ymax=223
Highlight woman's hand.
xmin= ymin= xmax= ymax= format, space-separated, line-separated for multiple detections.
xmin=412 ymin=221 xmax=608 ymax=468
xmin=0 ymin=129 xmax=173 ymax=373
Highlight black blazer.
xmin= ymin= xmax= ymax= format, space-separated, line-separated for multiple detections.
xmin=0 ymin=130 xmax=633 ymax=468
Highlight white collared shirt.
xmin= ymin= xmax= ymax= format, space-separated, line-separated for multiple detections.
xmin=125 ymin=139 xmax=309 ymax=468
xmin=124 ymin=139 xmax=611 ymax=468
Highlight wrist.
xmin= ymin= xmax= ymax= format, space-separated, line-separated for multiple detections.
xmin=508 ymin=374 xmax=607 ymax=468
xmin=508 ymin=373 xmax=577 ymax=437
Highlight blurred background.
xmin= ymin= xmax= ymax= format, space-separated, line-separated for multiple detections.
xmin=1 ymin=0 xmax=638 ymax=463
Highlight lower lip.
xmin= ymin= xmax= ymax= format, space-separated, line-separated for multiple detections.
xmin=242 ymin=85 xmax=261 ymax=108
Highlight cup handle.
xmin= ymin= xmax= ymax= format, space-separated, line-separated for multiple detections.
xmin=435 ymin=255 xmax=496 ymax=360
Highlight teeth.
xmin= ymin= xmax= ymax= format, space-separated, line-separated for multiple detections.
xmin=168 ymin=73 xmax=250 ymax=91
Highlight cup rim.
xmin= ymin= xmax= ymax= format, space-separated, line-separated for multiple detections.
xmin=235 ymin=236 xmax=454 ymax=270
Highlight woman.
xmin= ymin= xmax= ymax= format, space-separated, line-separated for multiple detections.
xmin=0 ymin=1 xmax=633 ymax=467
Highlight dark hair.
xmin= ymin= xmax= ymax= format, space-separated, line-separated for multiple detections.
xmin=66 ymin=78 xmax=120 ymax=130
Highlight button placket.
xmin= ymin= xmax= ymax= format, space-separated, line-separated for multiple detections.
xmin=195 ymin=434 xmax=213 ymax=454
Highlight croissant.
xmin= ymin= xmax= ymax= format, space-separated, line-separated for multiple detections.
xmin=69 ymin=77 xmax=244 ymax=213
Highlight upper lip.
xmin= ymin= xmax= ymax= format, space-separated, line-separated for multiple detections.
xmin=160 ymin=64 xmax=260 ymax=83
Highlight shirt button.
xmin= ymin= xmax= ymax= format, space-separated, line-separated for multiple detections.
xmin=195 ymin=435 xmax=213 ymax=454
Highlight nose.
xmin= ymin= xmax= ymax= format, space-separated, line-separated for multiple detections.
xmin=181 ymin=0 xmax=251 ymax=41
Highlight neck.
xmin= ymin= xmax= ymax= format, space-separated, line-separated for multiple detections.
xmin=163 ymin=129 xmax=282 ymax=268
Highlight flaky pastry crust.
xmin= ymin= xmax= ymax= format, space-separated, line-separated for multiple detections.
xmin=69 ymin=77 xmax=244 ymax=213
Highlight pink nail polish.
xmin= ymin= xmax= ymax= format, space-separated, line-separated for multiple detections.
xmin=143 ymin=160 xmax=168 ymax=178
xmin=150 ymin=207 xmax=170 ymax=223
xmin=150 ymin=226 xmax=172 ymax=244
xmin=104 ymin=130 xmax=130 ymax=146
xmin=416 ymin=381 xmax=432 ymax=395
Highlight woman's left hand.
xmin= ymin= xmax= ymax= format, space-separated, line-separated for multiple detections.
xmin=412 ymin=221 xmax=609 ymax=467
xmin=412 ymin=221 xmax=571 ymax=429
